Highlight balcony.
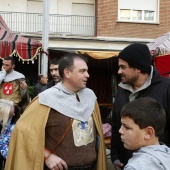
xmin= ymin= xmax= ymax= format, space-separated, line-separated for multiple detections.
xmin=0 ymin=11 xmax=95 ymax=36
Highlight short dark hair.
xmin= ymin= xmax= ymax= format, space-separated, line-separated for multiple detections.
xmin=121 ymin=97 xmax=166 ymax=137
xmin=58 ymin=53 xmax=87 ymax=79
xmin=49 ymin=58 xmax=59 ymax=66
xmin=38 ymin=74 xmax=43 ymax=81
xmin=4 ymin=56 xmax=15 ymax=65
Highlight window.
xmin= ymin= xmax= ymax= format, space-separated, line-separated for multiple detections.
xmin=132 ymin=10 xmax=142 ymax=21
xmin=27 ymin=0 xmax=43 ymax=13
xmin=144 ymin=11 xmax=154 ymax=21
xmin=120 ymin=9 xmax=130 ymax=20
xmin=118 ymin=0 xmax=159 ymax=23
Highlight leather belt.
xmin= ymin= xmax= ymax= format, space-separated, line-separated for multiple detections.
xmin=68 ymin=163 xmax=94 ymax=170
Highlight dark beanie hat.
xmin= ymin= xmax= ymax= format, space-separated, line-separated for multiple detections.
xmin=118 ymin=43 xmax=152 ymax=73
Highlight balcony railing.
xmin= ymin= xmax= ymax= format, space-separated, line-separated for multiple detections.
xmin=0 ymin=11 xmax=95 ymax=36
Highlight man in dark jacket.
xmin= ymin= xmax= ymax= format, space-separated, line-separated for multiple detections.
xmin=33 ymin=74 xmax=48 ymax=97
xmin=111 ymin=43 xmax=170 ymax=170
xmin=41 ymin=58 xmax=61 ymax=92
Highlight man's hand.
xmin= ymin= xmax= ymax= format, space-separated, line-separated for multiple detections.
xmin=45 ymin=153 xmax=68 ymax=170
xmin=115 ymin=161 xmax=124 ymax=170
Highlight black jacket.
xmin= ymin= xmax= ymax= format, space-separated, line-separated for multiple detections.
xmin=41 ymin=80 xmax=55 ymax=92
xmin=111 ymin=69 xmax=170 ymax=165
xmin=33 ymin=82 xmax=45 ymax=97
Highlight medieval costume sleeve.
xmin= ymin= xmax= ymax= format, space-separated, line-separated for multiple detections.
xmin=5 ymin=98 xmax=107 ymax=170
xmin=93 ymin=102 xmax=108 ymax=170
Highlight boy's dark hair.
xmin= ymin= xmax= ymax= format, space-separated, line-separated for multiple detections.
xmin=4 ymin=56 xmax=15 ymax=65
xmin=121 ymin=97 xmax=166 ymax=137
xmin=58 ymin=53 xmax=87 ymax=79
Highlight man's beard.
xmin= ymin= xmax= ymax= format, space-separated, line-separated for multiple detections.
xmin=54 ymin=77 xmax=61 ymax=83
xmin=121 ymin=75 xmax=138 ymax=85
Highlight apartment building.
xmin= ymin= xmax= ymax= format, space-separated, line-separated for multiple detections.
xmin=0 ymin=0 xmax=169 ymax=106
xmin=97 ymin=0 xmax=170 ymax=39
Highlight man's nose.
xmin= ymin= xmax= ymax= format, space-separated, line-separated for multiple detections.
xmin=119 ymin=126 xmax=123 ymax=134
xmin=86 ymin=72 xmax=90 ymax=78
xmin=51 ymin=70 xmax=56 ymax=75
xmin=118 ymin=68 xmax=122 ymax=74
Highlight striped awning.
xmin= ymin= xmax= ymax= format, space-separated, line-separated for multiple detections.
xmin=78 ymin=50 xmax=119 ymax=59
xmin=0 ymin=15 xmax=42 ymax=61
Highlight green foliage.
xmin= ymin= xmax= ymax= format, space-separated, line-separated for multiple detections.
xmin=28 ymin=86 xmax=34 ymax=99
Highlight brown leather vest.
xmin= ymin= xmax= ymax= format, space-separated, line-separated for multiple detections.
xmin=45 ymin=108 xmax=97 ymax=166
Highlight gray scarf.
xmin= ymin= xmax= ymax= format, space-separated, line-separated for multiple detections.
xmin=38 ymin=82 xmax=97 ymax=122
xmin=0 ymin=70 xmax=25 ymax=82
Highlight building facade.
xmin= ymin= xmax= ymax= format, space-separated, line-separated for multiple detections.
xmin=97 ymin=0 xmax=170 ymax=39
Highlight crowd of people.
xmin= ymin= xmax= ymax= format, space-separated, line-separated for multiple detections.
xmin=0 ymin=43 xmax=169 ymax=170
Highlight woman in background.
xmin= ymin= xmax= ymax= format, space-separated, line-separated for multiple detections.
xmin=0 ymin=99 xmax=16 ymax=169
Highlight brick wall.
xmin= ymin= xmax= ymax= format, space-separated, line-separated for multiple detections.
xmin=96 ymin=0 xmax=170 ymax=39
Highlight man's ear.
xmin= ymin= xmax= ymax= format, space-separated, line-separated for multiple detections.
xmin=144 ymin=126 xmax=155 ymax=140
xmin=12 ymin=64 xmax=15 ymax=69
xmin=64 ymin=68 xmax=70 ymax=78
xmin=136 ymin=68 xmax=142 ymax=73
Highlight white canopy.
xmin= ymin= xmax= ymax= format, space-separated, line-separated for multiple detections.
xmin=147 ymin=32 xmax=170 ymax=56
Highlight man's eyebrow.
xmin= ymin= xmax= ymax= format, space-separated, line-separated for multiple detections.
xmin=50 ymin=68 xmax=58 ymax=70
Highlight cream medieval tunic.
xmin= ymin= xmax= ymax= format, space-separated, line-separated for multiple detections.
xmin=5 ymin=98 xmax=108 ymax=170
xmin=0 ymin=69 xmax=25 ymax=105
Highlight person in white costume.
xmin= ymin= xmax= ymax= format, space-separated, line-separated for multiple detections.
xmin=0 ymin=56 xmax=29 ymax=114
